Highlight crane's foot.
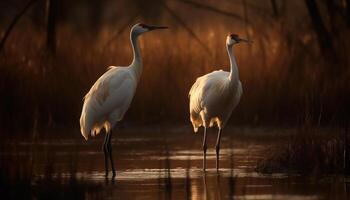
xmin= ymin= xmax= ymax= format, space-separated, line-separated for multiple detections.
xmin=112 ymin=170 xmax=116 ymax=178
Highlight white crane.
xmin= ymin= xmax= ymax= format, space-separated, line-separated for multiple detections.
xmin=189 ymin=33 xmax=251 ymax=171
xmin=79 ymin=23 xmax=168 ymax=177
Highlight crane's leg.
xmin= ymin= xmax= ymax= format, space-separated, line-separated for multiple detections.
xmin=215 ymin=128 xmax=222 ymax=171
xmin=103 ymin=133 xmax=109 ymax=177
xmin=107 ymin=130 xmax=116 ymax=177
xmin=202 ymin=127 xmax=208 ymax=171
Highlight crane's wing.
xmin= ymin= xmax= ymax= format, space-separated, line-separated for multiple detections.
xmin=189 ymin=75 xmax=206 ymax=132
xmin=189 ymin=75 xmax=206 ymax=113
xmin=189 ymin=70 xmax=229 ymax=107
xmin=188 ymin=70 xmax=229 ymax=130
xmin=84 ymin=67 xmax=118 ymax=101
xmin=88 ymin=67 xmax=136 ymax=116
xmin=80 ymin=67 xmax=137 ymax=138
xmin=190 ymin=70 xmax=243 ymax=115
xmin=189 ymin=71 xmax=225 ymax=99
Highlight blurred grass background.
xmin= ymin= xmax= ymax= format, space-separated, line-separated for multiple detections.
xmin=0 ymin=0 xmax=349 ymax=136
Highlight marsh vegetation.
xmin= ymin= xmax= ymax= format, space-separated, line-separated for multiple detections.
xmin=1 ymin=0 xmax=350 ymax=198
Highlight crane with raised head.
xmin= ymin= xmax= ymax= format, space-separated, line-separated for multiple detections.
xmin=189 ymin=33 xmax=251 ymax=171
xmin=80 ymin=23 xmax=168 ymax=178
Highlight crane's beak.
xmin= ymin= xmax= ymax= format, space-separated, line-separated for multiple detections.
xmin=147 ymin=25 xmax=169 ymax=31
xmin=239 ymin=37 xmax=253 ymax=44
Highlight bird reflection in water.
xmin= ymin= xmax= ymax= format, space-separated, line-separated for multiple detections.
xmin=164 ymin=143 xmax=172 ymax=200
xmin=203 ymin=173 xmax=208 ymax=200
xmin=228 ymin=139 xmax=236 ymax=200
xmin=216 ymin=174 xmax=222 ymax=200
xmin=185 ymin=156 xmax=192 ymax=200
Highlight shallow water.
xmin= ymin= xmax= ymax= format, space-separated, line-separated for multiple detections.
xmin=1 ymin=127 xmax=349 ymax=199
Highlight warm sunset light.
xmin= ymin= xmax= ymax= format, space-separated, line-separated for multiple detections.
xmin=0 ymin=0 xmax=349 ymax=199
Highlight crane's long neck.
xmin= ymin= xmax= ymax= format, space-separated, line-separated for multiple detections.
xmin=227 ymin=44 xmax=239 ymax=84
xmin=130 ymin=32 xmax=143 ymax=81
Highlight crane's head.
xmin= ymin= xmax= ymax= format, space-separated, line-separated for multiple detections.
xmin=226 ymin=34 xmax=252 ymax=46
xmin=131 ymin=23 xmax=168 ymax=36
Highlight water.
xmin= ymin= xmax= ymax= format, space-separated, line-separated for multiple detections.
xmin=1 ymin=127 xmax=349 ymax=199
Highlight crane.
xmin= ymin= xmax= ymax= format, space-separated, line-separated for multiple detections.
xmin=189 ymin=33 xmax=250 ymax=171
xmin=80 ymin=23 xmax=168 ymax=178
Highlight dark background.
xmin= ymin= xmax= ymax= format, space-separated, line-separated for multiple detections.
xmin=0 ymin=0 xmax=349 ymax=137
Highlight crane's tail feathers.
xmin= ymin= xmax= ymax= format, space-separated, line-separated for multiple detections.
xmin=191 ymin=121 xmax=200 ymax=133
xmin=80 ymin=126 xmax=90 ymax=141
xmin=190 ymin=117 xmax=201 ymax=133
xmin=82 ymin=132 xmax=88 ymax=140
xmin=80 ymin=124 xmax=108 ymax=141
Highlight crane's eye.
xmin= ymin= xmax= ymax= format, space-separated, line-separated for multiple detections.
xmin=139 ymin=23 xmax=146 ymax=28
xmin=230 ymin=34 xmax=239 ymax=40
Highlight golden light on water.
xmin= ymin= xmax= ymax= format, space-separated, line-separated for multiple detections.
xmin=1 ymin=0 xmax=350 ymax=199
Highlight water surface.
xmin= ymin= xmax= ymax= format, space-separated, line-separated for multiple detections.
xmin=1 ymin=127 xmax=349 ymax=199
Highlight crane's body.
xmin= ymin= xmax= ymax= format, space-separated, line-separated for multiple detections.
xmin=189 ymin=70 xmax=242 ymax=132
xmin=79 ymin=23 xmax=167 ymax=178
xmin=80 ymin=66 xmax=137 ymax=139
xmin=189 ymin=34 xmax=250 ymax=171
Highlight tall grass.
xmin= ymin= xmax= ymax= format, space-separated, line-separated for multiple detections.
xmin=0 ymin=139 xmax=101 ymax=199
xmin=256 ymin=126 xmax=349 ymax=174
xmin=0 ymin=17 xmax=349 ymax=135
